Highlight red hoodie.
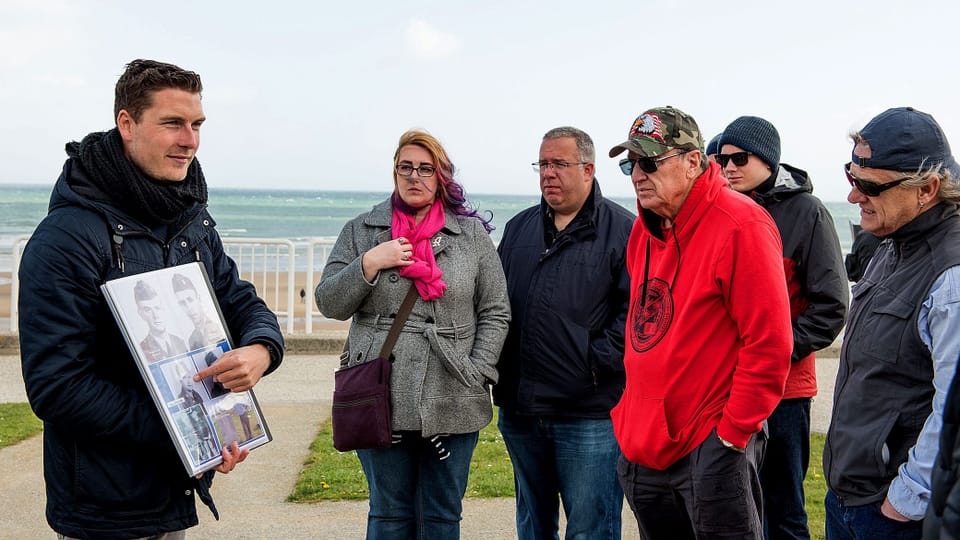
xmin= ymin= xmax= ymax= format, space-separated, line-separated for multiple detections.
xmin=611 ymin=162 xmax=792 ymax=470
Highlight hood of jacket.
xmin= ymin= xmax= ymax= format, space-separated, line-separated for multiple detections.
xmin=751 ymin=162 xmax=813 ymax=205
xmin=50 ymin=157 xmax=208 ymax=243
xmin=638 ymin=161 xmax=734 ymax=242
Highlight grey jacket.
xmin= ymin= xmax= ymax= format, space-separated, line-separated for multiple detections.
xmin=316 ymin=199 xmax=510 ymax=436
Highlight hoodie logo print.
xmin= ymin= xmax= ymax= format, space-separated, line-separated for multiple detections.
xmin=629 ymin=278 xmax=673 ymax=352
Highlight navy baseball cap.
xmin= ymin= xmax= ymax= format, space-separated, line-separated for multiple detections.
xmin=854 ymin=107 xmax=960 ymax=178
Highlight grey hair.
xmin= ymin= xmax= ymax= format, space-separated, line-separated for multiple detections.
xmin=850 ymin=131 xmax=960 ymax=203
xmin=907 ymin=161 xmax=960 ymax=203
xmin=543 ymin=126 xmax=595 ymax=163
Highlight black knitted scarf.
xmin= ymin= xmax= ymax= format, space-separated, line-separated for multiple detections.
xmin=65 ymin=129 xmax=208 ymax=226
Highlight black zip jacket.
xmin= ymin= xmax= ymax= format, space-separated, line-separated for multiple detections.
xmin=18 ymin=159 xmax=283 ymax=539
xmin=751 ymin=163 xmax=848 ymax=366
xmin=494 ymin=180 xmax=634 ymax=417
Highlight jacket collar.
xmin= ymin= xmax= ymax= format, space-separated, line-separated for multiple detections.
xmin=52 ymin=159 xmax=211 ymax=239
xmin=751 ymin=163 xmax=813 ymax=204
xmin=365 ymin=197 xmax=463 ymax=256
xmin=889 ymin=200 xmax=960 ymax=257
xmin=539 ymin=178 xmax=603 ymax=232
xmin=364 ymin=197 xmax=463 ymax=235
xmin=640 ymin=161 xmax=728 ymax=241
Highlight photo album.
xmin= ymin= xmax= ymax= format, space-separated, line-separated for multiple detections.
xmin=101 ymin=261 xmax=271 ymax=476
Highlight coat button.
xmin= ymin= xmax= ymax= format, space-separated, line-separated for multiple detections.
xmin=117 ymin=224 xmax=124 ymax=230
xmin=180 ymin=240 xmax=188 ymax=248
xmin=389 ymin=274 xmax=399 ymax=283
xmin=203 ymin=219 xmax=210 ymax=226
xmin=184 ymin=489 xmax=192 ymax=495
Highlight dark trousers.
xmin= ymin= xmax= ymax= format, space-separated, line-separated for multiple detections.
xmin=618 ymin=427 xmax=766 ymax=540
xmin=761 ymin=398 xmax=812 ymax=540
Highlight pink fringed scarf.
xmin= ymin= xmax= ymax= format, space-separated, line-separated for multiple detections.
xmin=392 ymin=202 xmax=447 ymax=300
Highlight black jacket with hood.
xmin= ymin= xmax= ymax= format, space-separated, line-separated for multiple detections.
xmin=750 ymin=163 xmax=848 ymax=375
xmin=18 ymin=156 xmax=283 ymax=539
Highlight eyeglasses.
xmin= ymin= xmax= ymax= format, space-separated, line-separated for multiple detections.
xmin=716 ymin=151 xmax=753 ymax=168
xmin=844 ymin=162 xmax=912 ymax=197
xmin=619 ymin=151 xmax=687 ymax=175
xmin=532 ymin=160 xmax=588 ymax=173
xmin=396 ymin=164 xmax=436 ymax=177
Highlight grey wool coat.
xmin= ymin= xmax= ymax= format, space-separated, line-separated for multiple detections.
xmin=316 ymin=199 xmax=510 ymax=436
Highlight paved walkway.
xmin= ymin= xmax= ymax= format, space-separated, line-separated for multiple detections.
xmin=0 ymin=353 xmax=839 ymax=539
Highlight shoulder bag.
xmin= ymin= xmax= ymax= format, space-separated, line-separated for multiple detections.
xmin=331 ymin=284 xmax=418 ymax=452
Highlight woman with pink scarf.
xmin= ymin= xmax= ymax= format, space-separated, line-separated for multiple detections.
xmin=316 ymin=130 xmax=510 ymax=539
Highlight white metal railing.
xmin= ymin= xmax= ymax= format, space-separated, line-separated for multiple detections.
xmin=222 ymin=238 xmax=297 ymax=334
xmin=303 ymin=238 xmax=337 ymax=333
xmin=7 ymin=237 xmax=337 ymax=334
xmin=9 ymin=236 xmax=30 ymax=333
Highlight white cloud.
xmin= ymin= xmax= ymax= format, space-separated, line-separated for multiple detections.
xmin=404 ymin=19 xmax=461 ymax=59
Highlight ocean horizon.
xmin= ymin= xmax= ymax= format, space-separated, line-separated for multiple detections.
xmin=0 ymin=183 xmax=863 ymax=268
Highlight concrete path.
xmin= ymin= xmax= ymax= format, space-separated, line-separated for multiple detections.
xmin=0 ymin=353 xmax=840 ymax=539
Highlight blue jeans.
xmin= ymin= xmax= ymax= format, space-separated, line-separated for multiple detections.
xmin=824 ymin=490 xmax=922 ymax=540
xmin=357 ymin=431 xmax=478 ymax=540
xmin=761 ymin=398 xmax=811 ymax=540
xmin=498 ymin=408 xmax=623 ymax=540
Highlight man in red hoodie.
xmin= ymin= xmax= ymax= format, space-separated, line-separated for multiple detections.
xmin=609 ymin=106 xmax=793 ymax=539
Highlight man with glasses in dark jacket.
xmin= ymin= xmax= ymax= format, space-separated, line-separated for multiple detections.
xmin=495 ymin=126 xmax=634 ymax=539
xmin=18 ymin=59 xmax=284 ymax=540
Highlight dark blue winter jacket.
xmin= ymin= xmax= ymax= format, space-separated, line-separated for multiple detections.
xmin=18 ymin=158 xmax=283 ymax=539
xmin=494 ymin=181 xmax=634 ymax=417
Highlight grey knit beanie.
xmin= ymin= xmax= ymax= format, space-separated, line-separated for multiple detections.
xmin=719 ymin=116 xmax=781 ymax=171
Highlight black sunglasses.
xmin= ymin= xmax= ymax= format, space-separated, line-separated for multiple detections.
xmin=717 ymin=151 xmax=753 ymax=168
xmin=619 ymin=151 xmax=687 ymax=175
xmin=844 ymin=162 xmax=912 ymax=197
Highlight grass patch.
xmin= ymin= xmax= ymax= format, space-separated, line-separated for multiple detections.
xmin=806 ymin=432 xmax=828 ymax=540
xmin=0 ymin=403 xmax=42 ymax=449
xmin=290 ymin=414 xmax=515 ymax=502
xmin=288 ymin=416 xmax=369 ymax=501
xmin=291 ymin=414 xmax=830 ymax=538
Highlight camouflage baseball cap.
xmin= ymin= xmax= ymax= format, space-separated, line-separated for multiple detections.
xmin=608 ymin=106 xmax=704 ymax=158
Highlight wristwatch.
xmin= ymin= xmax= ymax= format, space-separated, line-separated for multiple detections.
xmin=718 ymin=434 xmax=745 ymax=453
xmin=254 ymin=340 xmax=280 ymax=366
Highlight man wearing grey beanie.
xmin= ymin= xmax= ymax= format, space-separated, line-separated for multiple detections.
xmin=719 ymin=116 xmax=849 ymax=540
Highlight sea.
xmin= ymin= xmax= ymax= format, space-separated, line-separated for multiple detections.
xmin=0 ymin=183 xmax=863 ymax=276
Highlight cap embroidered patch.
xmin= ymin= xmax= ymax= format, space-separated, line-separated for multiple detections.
xmin=630 ymin=113 xmax=665 ymax=143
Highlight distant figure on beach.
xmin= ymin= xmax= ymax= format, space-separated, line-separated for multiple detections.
xmin=824 ymin=107 xmax=960 ymax=539
xmin=494 ymin=126 xmax=633 ymax=539
xmin=134 ymin=279 xmax=188 ymax=363
xmin=172 ymin=271 xmax=225 ymax=350
xmin=17 ymin=58 xmax=284 ymax=539
xmin=610 ymin=106 xmax=792 ymax=539
xmin=844 ymin=227 xmax=882 ymax=282
xmin=316 ymin=129 xmax=510 ymax=539
xmin=719 ymin=115 xmax=848 ymax=540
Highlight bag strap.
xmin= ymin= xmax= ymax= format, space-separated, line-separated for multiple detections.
xmin=378 ymin=283 xmax=419 ymax=360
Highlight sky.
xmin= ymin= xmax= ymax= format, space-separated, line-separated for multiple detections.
xmin=2 ymin=0 xmax=958 ymax=202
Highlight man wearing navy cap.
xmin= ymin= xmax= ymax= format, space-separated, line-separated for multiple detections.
xmin=824 ymin=107 xmax=960 ymax=540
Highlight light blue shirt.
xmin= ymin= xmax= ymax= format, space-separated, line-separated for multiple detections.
xmin=887 ymin=265 xmax=960 ymax=519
